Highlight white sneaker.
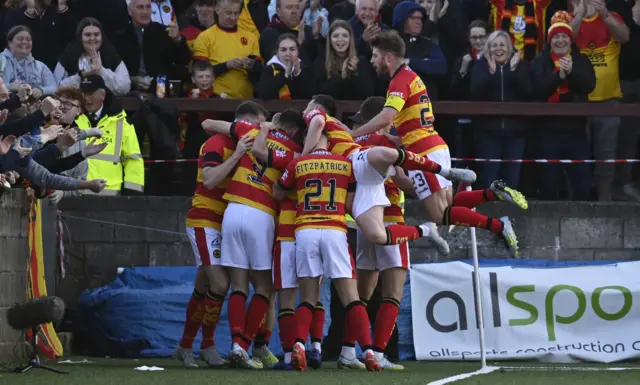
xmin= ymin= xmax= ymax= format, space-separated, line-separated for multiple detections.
xmin=420 ymin=222 xmax=450 ymax=255
xmin=173 ymin=346 xmax=198 ymax=368
xmin=200 ymin=346 xmax=227 ymax=367
xmin=337 ymin=355 xmax=366 ymax=369
xmin=230 ymin=342 xmax=263 ymax=369
xmin=378 ymin=356 xmax=404 ymax=370
xmin=500 ymin=216 xmax=519 ymax=258
xmin=441 ymin=167 xmax=477 ymax=184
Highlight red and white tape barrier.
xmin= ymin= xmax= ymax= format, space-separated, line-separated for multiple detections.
xmin=142 ymin=158 xmax=640 ymax=164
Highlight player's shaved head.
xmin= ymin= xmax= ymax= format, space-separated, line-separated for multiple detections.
xmin=310 ymin=94 xmax=337 ymax=117
xmin=371 ymin=30 xmax=406 ymax=59
xmin=235 ymin=100 xmax=268 ymax=123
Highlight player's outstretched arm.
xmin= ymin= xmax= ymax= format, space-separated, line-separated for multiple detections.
xmin=350 ymin=107 xmax=397 ymax=138
xmin=301 ymin=115 xmax=325 ymax=156
xmin=392 ymin=167 xmax=416 ymax=196
xmin=252 ymin=122 xmax=273 ymax=164
xmin=201 ymin=119 xmax=232 ymax=137
xmin=202 ymin=135 xmax=253 ymax=189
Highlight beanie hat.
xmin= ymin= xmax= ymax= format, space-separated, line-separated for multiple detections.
xmin=547 ymin=11 xmax=574 ymax=43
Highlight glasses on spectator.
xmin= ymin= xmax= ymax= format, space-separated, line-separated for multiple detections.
xmin=59 ymin=100 xmax=80 ymax=110
xmin=470 ymin=35 xmax=487 ymax=40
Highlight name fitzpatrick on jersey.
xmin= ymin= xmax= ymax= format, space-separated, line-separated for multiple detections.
xmin=296 ymin=161 xmax=349 ymax=174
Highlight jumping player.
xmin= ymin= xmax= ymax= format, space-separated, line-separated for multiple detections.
xmin=273 ymin=130 xmax=382 ymax=373
xmin=301 ymin=95 xmax=471 ymax=254
xmin=209 ymin=108 xmax=306 ymax=369
xmin=174 ymin=106 xmax=256 ymax=368
xmin=351 ymin=31 xmax=528 ymax=257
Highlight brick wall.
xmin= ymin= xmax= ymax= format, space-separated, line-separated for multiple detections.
xmin=0 ymin=190 xmax=29 ymax=359
xmin=55 ymin=196 xmax=640 ymax=310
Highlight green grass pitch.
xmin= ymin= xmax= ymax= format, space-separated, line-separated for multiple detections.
xmin=2 ymin=358 xmax=640 ymax=385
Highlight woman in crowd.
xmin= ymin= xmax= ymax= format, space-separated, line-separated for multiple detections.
xmin=469 ymin=30 xmax=532 ymax=189
xmin=257 ymin=33 xmax=315 ymax=100
xmin=530 ymin=11 xmax=595 ymax=200
xmin=312 ymin=21 xmax=374 ymax=100
xmin=2 ymin=25 xmax=56 ymax=98
xmin=54 ymin=17 xmax=131 ymax=96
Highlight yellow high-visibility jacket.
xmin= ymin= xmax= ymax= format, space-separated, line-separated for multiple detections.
xmin=76 ymin=110 xmax=144 ymax=195
xmin=347 ymin=191 xmax=405 ymax=228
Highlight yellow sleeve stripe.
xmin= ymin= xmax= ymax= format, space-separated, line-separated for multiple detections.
xmin=384 ymin=95 xmax=405 ymax=112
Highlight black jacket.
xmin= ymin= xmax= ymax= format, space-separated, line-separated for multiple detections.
xmin=448 ymin=52 xmax=479 ymax=101
xmin=530 ymin=45 xmax=595 ymax=133
xmin=113 ymin=21 xmax=191 ymax=83
xmin=469 ymin=56 xmax=532 ymax=133
xmin=256 ymin=61 xmax=315 ymax=99
xmin=311 ymin=54 xmax=374 ymax=100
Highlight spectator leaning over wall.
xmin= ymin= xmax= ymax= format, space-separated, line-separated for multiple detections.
xmin=571 ymin=0 xmax=630 ymax=201
xmin=531 ymin=11 xmax=596 ymax=201
xmin=75 ymin=75 xmax=144 ymax=195
xmin=193 ymin=0 xmax=263 ymax=99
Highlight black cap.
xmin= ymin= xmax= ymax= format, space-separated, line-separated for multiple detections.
xmin=80 ymin=75 xmax=106 ymax=93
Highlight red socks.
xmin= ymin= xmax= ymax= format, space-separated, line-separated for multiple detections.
xmin=453 ymin=188 xmax=497 ymax=209
xmin=385 ymin=224 xmax=422 ymax=245
xmin=201 ymin=291 xmax=225 ymax=349
xmin=395 ymin=149 xmax=442 ymax=174
xmin=278 ymin=308 xmax=296 ymax=353
xmin=293 ymin=302 xmax=315 ymax=344
xmin=344 ymin=301 xmax=372 ymax=350
xmin=310 ymin=302 xmax=325 ymax=345
xmin=179 ymin=289 xmax=205 ymax=349
xmin=373 ymin=298 xmax=400 ymax=353
xmin=444 ymin=206 xmax=504 ymax=233
xmin=228 ymin=291 xmax=248 ymax=348
xmin=241 ymin=294 xmax=270 ymax=350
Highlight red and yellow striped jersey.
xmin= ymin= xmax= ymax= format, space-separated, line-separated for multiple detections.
xmin=276 ymin=195 xmax=297 ymax=242
xmin=223 ymin=121 xmax=300 ymax=217
xmin=278 ymin=150 xmax=356 ymax=233
xmin=384 ymin=64 xmax=447 ymax=156
xmin=354 ymin=133 xmax=404 ymax=224
xmin=186 ymin=134 xmax=237 ymax=230
xmin=304 ymin=108 xmax=360 ymax=157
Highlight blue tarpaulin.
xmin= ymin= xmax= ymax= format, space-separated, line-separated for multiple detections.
xmin=76 ymin=259 xmax=622 ymax=360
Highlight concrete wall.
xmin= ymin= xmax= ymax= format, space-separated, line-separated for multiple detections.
xmin=56 ymin=196 xmax=640 ymax=309
xmin=0 ymin=190 xmax=29 ymax=359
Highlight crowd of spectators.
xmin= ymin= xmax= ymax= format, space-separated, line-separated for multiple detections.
xmin=0 ymin=0 xmax=638 ymax=202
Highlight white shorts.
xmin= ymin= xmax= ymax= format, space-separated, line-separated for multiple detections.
xmin=221 ymin=203 xmax=275 ymax=270
xmin=350 ymin=148 xmax=395 ymax=186
xmin=273 ymin=241 xmax=297 ymax=290
xmin=352 ymin=183 xmax=390 ymax=219
xmin=408 ymin=148 xmax=452 ymax=201
xmin=356 ymin=223 xmax=410 ymax=271
xmin=295 ymin=229 xmax=355 ymax=279
xmin=186 ymin=227 xmax=222 ymax=266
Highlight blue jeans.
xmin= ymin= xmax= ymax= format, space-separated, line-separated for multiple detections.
xmin=534 ymin=131 xmax=592 ymax=200
xmin=474 ymin=130 xmax=526 ymax=189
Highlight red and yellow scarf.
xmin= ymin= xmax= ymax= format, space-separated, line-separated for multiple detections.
xmin=548 ymin=51 xmax=570 ymax=103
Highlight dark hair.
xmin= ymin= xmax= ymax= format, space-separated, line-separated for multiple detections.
xmin=191 ymin=60 xmax=214 ymax=74
xmin=235 ymin=100 xmax=268 ymax=120
xmin=75 ymin=17 xmax=103 ymax=44
xmin=274 ymin=33 xmax=299 ymax=57
xmin=358 ymin=96 xmax=385 ymax=123
xmin=7 ymin=25 xmax=31 ymax=44
xmin=194 ymin=0 xmax=215 ymax=5
xmin=278 ymin=109 xmax=306 ymax=132
xmin=468 ymin=19 xmax=490 ymax=34
xmin=311 ymin=94 xmax=337 ymax=117
xmin=370 ymin=30 xmax=405 ymax=58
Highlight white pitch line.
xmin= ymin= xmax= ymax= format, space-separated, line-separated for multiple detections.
xmin=426 ymin=366 xmax=499 ymax=385
xmin=500 ymin=366 xmax=640 ymax=372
